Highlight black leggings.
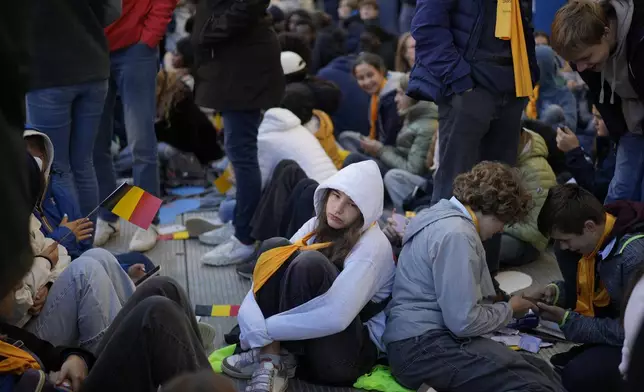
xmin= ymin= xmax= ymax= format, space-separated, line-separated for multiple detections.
xmin=81 ymin=277 xmax=233 ymax=392
xmin=255 ymin=237 xmax=378 ymax=386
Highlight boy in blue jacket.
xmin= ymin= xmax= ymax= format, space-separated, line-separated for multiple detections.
xmin=24 ymin=129 xmax=154 ymax=281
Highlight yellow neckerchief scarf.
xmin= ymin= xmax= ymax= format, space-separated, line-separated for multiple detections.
xmin=576 ymin=213 xmax=615 ymax=316
xmin=0 ymin=340 xmax=41 ymax=374
xmin=464 ymin=205 xmax=480 ymax=234
xmin=313 ymin=109 xmax=350 ymax=169
xmin=525 ymin=85 xmax=539 ymax=119
xmin=369 ymin=79 xmax=388 ymax=140
xmin=253 ymin=232 xmax=332 ymax=293
xmin=495 ymin=0 xmax=534 ymax=97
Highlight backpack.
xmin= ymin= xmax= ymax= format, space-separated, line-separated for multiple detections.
xmin=162 ymin=151 xmax=209 ymax=190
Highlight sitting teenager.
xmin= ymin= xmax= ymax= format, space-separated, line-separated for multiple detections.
xmin=339 ymin=52 xmax=403 ymax=151
xmin=525 ymin=45 xmax=578 ymax=131
xmin=394 ymin=32 xmax=415 ymax=73
xmin=223 ymin=160 xmax=395 ymax=390
xmin=554 ymin=110 xmax=616 ymax=202
xmin=535 ymin=184 xmax=644 ymax=392
xmin=170 ymin=37 xmax=196 ymax=91
xmin=0 ymin=276 xmax=230 ymax=392
xmin=283 ymin=82 xmax=350 ymax=169
xmin=384 ymin=162 xmax=565 ymax=392
xmin=500 ymin=128 xmax=557 ymax=267
xmin=24 ymin=130 xmax=155 ymax=281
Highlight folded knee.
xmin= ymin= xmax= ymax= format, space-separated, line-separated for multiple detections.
xmin=290 ymin=251 xmax=336 ymax=276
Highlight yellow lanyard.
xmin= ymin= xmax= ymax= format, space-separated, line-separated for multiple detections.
xmin=464 ymin=205 xmax=480 ymax=234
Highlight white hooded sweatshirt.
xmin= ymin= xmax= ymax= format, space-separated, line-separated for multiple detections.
xmin=238 ymin=160 xmax=396 ymax=351
xmin=258 ymin=108 xmax=338 ymax=188
xmin=14 ymin=130 xmax=71 ymax=327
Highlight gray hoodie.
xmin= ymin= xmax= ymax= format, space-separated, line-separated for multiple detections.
xmin=601 ymin=0 xmax=644 ymax=134
xmin=383 ymin=198 xmax=513 ymax=345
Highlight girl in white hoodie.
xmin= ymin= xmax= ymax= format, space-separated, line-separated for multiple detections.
xmin=223 ymin=160 xmax=395 ymax=392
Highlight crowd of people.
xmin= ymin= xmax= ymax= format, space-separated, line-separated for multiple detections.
xmin=2 ymin=0 xmax=644 ymax=391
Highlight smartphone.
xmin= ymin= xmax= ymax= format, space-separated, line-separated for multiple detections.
xmin=135 ymin=265 xmax=161 ymax=287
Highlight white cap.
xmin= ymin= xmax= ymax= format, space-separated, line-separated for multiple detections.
xmin=280 ymin=51 xmax=306 ymax=75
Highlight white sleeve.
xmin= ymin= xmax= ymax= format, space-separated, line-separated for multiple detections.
xmin=14 ymin=256 xmax=51 ymax=320
xmin=238 ymin=290 xmax=272 ymax=350
xmin=265 ymin=256 xmax=381 ymax=341
xmin=289 ymin=218 xmax=317 ymax=242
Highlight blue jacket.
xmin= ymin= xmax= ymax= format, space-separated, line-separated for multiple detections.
xmin=408 ymin=0 xmax=538 ymax=103
xmin=535 ymin=45 xmax=578 ymax=130
xmin=317 ymin=55 xmax=371 ymax=136
xmin=564 ymin=137 xmax=616 ymax=202
xmin=341 ymin=13 xmax=364 ymax=54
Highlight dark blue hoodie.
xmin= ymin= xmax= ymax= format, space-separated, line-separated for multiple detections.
xmin=317 ymin=55 xmax=371 ymax=137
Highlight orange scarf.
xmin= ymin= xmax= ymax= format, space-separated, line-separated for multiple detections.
xmin=369 ymin=79 xmax=388 ymax=140
xmin=253 ymin=232 xmax=332 ymax=293
xmin=525 ymin=85 xmax=540 ymax=119
xmin=495 ymin=0 xmax=534 ymax=97
xmin=464 ymin=205 xmax=480 ymax=234
xmin=0 ymin=340 xmax=41 ymax=374
xmin=575 ymin=213 xmax=615 ymax=316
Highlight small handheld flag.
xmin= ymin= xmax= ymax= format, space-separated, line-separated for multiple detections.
xmin=101 ymin=183 xmax=162 ymax=230
xmin=158 ymin=231 xmax=190 ymax=241
xmin=195 ymin=304 xmax=240 ymax=317
xmin=213 ymin=167 xmax=233 ymax=194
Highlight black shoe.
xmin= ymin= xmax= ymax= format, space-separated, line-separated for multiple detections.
xmin=236 ymin=260 xmax=255 ymax=280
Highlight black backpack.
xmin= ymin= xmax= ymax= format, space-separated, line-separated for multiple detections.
xmin=162 ymin=151 xmax=209 ymax=189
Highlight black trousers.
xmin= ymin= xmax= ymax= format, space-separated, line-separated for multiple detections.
xmin=81 ymin=277 xmax=225 ymax=392
xmin=255 ymin=238 xmax=378 ymax=386
xmin=551 ymin=344 xmax=623 ymax=392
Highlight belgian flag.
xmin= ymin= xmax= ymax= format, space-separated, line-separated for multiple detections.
xmin=102 ymin=183 xmax=162 ymax=230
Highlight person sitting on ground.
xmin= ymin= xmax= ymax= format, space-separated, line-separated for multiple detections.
xmin=170 ymin=37 xmax=196 ymax=91
xmin=384 ymin=161 xmax=565 ymax=392
xmin=223 ymin=160 xmax=395 ymax=391
xmin=526 ymin=45 xmax=578 ymax=131
xmin=339 ymin=52 xmax=403 ymax=151
xmin=394 ymin=32 xmax=415 ymax=73
xmin=280 ymin=50 xmax=341 ymax=116
xmin=0 ymin=276 xmax=229 ymax=392
xmin=24 ymin=130 xmax=155 ymax=281
xmin=534 ymin=30 xmax=550 ymax=46
xmin=347 ymin=73 xmax=437 ymax=207
xmin=293 ymin=18 xmax=317 ymax=49
xmin=499 ymin=127 xmax=557 ymax=267
xmin=268 ymin=5 xmax=286 ymax=33
xmin=337 ymin=0 xmax=363 ymax=53
xmin=285 ymin=9 xmax=314 ymax=33
xmin=283 ymin=82 xmax=350 ymax=169
xmin=310 ymin=12 xmax=348 ymax=71
xmin=360 ymin=24 xmax=398 ymax=71
xmin=554 ymin=109 xmax=616 ymax=202
xmin=358 ymin=0 xmax=379 ymax=25
xmin=200 ymin=85 xmax=338 ymax=267
xmin=534 ymin=184 xmax=644 ymax=392
xmin=10 ymin=154 xmax=136 ymax=354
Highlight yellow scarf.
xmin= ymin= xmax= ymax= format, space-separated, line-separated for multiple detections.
xmin=495 ymin=0 xmax=534 ymax=97
xmin=575 ymin=213 xmax=615 ymax=316
xmin=525 ymin=85 xmax=540 ymax=119
xmin=0 ymin=340 xmax=41 ymax=374
xmin=369 ymin=79 xmax=388 ymax=140
xmin=464 ymin=205 xmax=480 ymax=234
xmin=253 ymin=232 xmax=332 ymax=293
xmin=313 ymin=110 xmax=350 ymax=169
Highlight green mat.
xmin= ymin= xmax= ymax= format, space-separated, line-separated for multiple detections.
xmin=208 ymin=344 xmax=237 ymax=373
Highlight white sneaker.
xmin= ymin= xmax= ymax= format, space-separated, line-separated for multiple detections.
xmin=245 ymin=361 xmax=289 ymax=392
xmin=128 ymin=226 xmax=158 ymax=252
xmin=201 ymin=236 xmax=254 ymax=266
xmin=199 ymin=221 xmax=235 ymax=246
xmin=223 ymin=350 xmax=297 ymax=380
xmin=185 ymin=216 xmax=223 ymax=237
xmin=94 ymin=219 xmax=120 ymax=247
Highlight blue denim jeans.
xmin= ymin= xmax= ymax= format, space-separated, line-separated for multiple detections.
xmin=222 ymin=110 xmax=263 ymax=244
xmin=218 ymin=198 xmax=236 ymax=223
xmin=606 ymin=132 xmax=644 ymax=203
xmin=26 ymin=80 xmax=109 ymax=220
xmin=94 ymin=43 xmax=159 ymax=223
xmin=383 ymin=169 xmax=427 ymax=211
xmin=25 ymin=248 xmax=135 ymax=354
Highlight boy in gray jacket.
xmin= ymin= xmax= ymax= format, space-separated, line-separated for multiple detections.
xmin=384 ymin=162 xmax=565 ymax=392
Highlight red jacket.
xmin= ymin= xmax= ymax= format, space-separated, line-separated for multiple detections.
xmin=105 ymin=0 xmax=177 ymax=52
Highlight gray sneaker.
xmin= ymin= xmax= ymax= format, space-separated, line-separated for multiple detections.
xmin=222 ymin=350 xmax=297 ymax=380
xmin=199 ymin=221 xmax=234 ymax=246
xmin=245 ymin=361 xmax=288 ymax=392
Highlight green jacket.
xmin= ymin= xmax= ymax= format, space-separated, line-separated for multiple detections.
xmin=504 ymin=130 xmax=557 ymax=251
xmin=377 ymin=101 xmax=437 ymax=175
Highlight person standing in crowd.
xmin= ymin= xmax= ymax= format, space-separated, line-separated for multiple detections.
xmin=25 ymin=0 xmax=121 ymax=225
xmin=408 ymin=0 xmax=538 ymax=278
xmin=193 ymin=0 xmax=285 ymax=265
xmin=551 ymin=0 xmax=644 ymax=203
xmin=93 ymin=0 xmax=177 ymax=253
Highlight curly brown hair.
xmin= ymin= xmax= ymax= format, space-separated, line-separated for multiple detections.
xmin=452 ymin=161 xmax=532 ymax=225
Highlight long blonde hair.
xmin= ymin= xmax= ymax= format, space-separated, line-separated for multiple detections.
xmin=395 ymin=33 xmax=413 ymax=73
xmin=156 ymin=70 xmax=190 ymax=122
